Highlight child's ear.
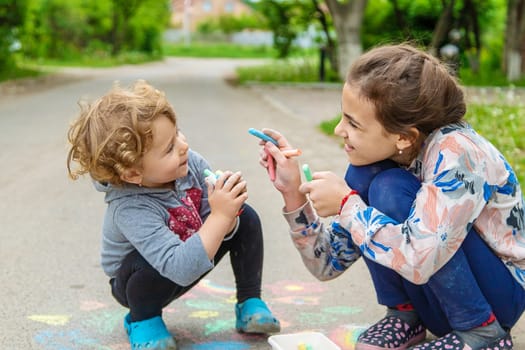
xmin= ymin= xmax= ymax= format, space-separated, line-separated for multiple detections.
xmin=396 ymin=127 xmax=420 ymax=151
xmin=120 ymin=168 xmax=143 ymax=185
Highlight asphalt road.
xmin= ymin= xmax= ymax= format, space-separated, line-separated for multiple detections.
xmin=0 ymin=58 xmax=523 ymax=350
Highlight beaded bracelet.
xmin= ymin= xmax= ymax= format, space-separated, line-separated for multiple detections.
xmin=339 ymin=190 xmax=359 ymax=214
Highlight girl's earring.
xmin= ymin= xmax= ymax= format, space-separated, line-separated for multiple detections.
xmin=398 ymin=149 xmax=403 ymax=155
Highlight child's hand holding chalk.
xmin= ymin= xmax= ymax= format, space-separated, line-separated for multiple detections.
xmin=248 ymin=128 xmax=302 ymax=182
xmin=248 ymin=128 xmax=277 ymax=181
xmin=204 ymin=169 xmax=246 ymax=191
xmin=204 ymin=169 xmax=246 ymax=216
xmin=266 ymin=149 xmax=302 ymax=182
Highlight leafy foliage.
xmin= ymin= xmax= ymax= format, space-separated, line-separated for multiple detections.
xmin=164 ymin=42 xmax=276 ymax=58
xmin=0 ymin=0 xmax=27 ymax=74
xmin=20 ymin=0 xmax=169 ymax=61
xmin=251 ymin=0 xmax=317 ymax=58
xmin=196 ymin=13 xmax=268 ymax=35
xmin=236 ymin=56 xmax=325 ymax=82
xmin=362 ymin=0 xmax=437 ymax=48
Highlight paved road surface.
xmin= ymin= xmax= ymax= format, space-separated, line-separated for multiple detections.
xmin=0 ymin=58 xmax=523 ymax=349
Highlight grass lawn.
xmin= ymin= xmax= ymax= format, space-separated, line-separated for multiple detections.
xmin=0 ymin=52 xmax=161 ymax=83
xmin=0 ymin=64 xmax=42 ymax=82
xmin=163 ymin=42 xmax=277 ymax=59
xmin=21 ymin=51 xmax=160 ymax=68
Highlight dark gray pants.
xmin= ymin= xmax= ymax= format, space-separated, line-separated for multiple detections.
xmin=110 ymin=204 xmax=265 ymax=322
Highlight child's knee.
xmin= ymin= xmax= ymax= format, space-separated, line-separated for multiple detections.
xmin=368 ymin=168 xmax=421 ymax=222
xmin=345 ymin=160 xmax=398 ymax=203
xmin=239 ymin=204 xmax=261 ymax=226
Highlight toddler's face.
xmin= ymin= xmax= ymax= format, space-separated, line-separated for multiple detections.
xmin=139 ymin=115 xmax=190 ymax=188
xmin=334 ymin=83 xmax=400 ymax=166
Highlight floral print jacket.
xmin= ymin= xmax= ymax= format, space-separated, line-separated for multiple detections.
xmin=284 ymin=122 xmax=525 ymax=288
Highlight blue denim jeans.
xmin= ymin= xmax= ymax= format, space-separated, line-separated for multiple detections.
xmin=345 ymin=162 xmax=525 ymax=336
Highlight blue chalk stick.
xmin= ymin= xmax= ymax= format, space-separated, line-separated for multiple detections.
xmin=248 ymin=128 xmax=278 ymax=146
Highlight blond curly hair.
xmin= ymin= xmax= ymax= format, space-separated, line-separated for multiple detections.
xmin=67 ymin=80 xmax=177 ymax=186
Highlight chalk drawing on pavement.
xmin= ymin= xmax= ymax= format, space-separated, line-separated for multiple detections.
xmin=323 ymin=306 xmax=363 ymax=315
xmin=80 ymin=300 xmax=107 ymax=311
xmin=195 ymin=279 xmax=236 ymax=294
xmin=189 ymin=310 xmax=220 ymax=319
xmin=29 ymin=278 xmax=366 ymax=349
xmin=265 ymin=280 xmax=327 ymax=295
xmin=330 ymin=324 xmax=369 ymax=350
xmin=187 ymin=341 xmax=250 ymax=350
xmin=28 ymin=315 xmax=71 ymax=326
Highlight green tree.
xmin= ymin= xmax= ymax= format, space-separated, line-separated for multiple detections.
xmin=22 ymin=0 xmax=99 ymax=59
xmin=311 ymin=0 xmax=338 ymax=76
xmin=110 ymin=0 xmax=170 ymax=56
xmin=0 ymin=0 xmax=27 ymax=74
xmin=110 ymin=0 xmax=142 ymax=55
xmin=20 ymin=0 xmax=169 ymax=60
xmin=254 ymin=0 xmax=303 ymax=58
xmin=363 ymin=0 xmax=507 ymax=75
xmin=127 ymin=0 xmax=170 ymax=55
xmin=362 ymin=0 xmax=437 ymax=47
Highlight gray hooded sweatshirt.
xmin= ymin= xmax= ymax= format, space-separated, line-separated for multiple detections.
xmin=95 ymin=149 xmax=214 ymax=286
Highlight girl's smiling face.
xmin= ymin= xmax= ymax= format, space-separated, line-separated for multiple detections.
xmin=335 ymin=83 xmax=402 ymax=166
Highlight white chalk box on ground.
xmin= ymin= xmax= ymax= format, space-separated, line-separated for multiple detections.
xmin=268 ymin=331 xmax=341 ymax=350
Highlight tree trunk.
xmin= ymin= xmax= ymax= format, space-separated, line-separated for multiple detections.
xmin=391 ymin=0 xmax=410 ymax=37
xmin=458 ymin=0 xmax=481 ymax=72
xmin=325 ymin=0 xmax=368 ymax=80
xmin=429 ymin=0 xmax=455 ymax=57
xmin=504 ymin=0 xmax=525 ymax=81
xmin=311 ymin=0 xmax=339 ymax=74
xmin=111 ymin=0 xmax=122 ymax=56
xmin=111 ymin=0 xmax=143 ymax=56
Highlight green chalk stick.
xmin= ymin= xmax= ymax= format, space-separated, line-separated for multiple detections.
xmin=302 ymin=164 xmax=313 ymax=182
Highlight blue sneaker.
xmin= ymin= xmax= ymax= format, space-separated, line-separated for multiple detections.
xmin=235 ymin=298 xmax=281 ymax=334
xmin=123 ymin=313 xmax=177 ymax=349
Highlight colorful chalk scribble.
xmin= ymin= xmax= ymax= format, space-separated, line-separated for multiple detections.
xmin=29 ymin=315 xmax=71 ymax=326
xmin=330 ymin=324 xmax=369 ymax=350
xmin=29 ymin=279 xmax=366 ymax=349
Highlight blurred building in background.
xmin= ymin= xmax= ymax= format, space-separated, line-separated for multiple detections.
xmin=170 ymin=0 xmax=252 ymax=31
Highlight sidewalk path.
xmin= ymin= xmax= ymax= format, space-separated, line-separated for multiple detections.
xmin=0 ymin=58 xmax=523 ymax=349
